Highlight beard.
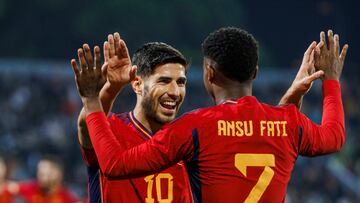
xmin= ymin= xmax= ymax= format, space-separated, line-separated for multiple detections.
xmin=141 ymin=86 xmax=170 ymax=125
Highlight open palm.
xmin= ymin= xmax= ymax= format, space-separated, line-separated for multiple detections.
xmin=103 ymin=33 xmax=136 ymax=88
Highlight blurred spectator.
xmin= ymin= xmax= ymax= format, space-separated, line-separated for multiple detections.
xmin=7 ymin=156 xmax=78 ymax=203
xmin=0 ymin=157 xmax=15 ymax=203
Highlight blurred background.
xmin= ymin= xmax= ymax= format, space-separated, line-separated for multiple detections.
xmin=0 ymin=0 xmax=359 ymax=202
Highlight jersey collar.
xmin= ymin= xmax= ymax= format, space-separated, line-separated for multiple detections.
xmin=128 ymin=111 xmax=153 ymax=139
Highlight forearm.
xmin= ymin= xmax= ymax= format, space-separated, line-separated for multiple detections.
xmin=78 ymin=108 xmax=93 ymax=149
xmin=278 ymin=85 xmax=303 ymax=109
xmin=300 ymin=80 xmax=345 ymax=156
xmin=86 ymin=112 xmax=177 ymax=178
xmin=99 ymin=81 xmax=124 ymax=115
xmin=320 ymin=80 xmax=345 ymax=151
xmin=77 ymin=82 xmax=123 ymax=149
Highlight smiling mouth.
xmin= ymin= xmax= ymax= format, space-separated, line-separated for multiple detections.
xmin=160 ymin=101 xmax=177 ymax=110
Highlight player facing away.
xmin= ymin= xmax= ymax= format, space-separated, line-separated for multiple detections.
xmin=72 ymin=34 xmax=193 ymax=202
xmin=73 ymin=27 xmax=348 ymax=203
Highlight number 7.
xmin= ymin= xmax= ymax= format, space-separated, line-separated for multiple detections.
xmin=235 ymin=154 xmax=275 ymax=203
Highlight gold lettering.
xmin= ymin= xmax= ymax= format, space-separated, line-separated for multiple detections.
xmin=227 ymin=121 xmax=235 ymax=136
xmin=218 ymin=120 xmax=226 ymax=136
xmin=244 ymin=121 xmax=253 ymax=136
xmin=267 ymin=121 xmax=275 ymax=136
xmin=236 ymin=121 xmax=244 ymax=136
xmin=281 ymin=121 xmax=287 ymax=136
xmin=274 ymin=121 xmax=281 ymax=136
xmin=260 ymin=121 xmax=266 ymax=136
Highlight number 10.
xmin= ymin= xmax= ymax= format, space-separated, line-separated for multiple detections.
xmin=144 ymin=173 xmax=174 ymax=203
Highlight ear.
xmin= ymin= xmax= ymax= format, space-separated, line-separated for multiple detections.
xmin=205 ymin=63 xmax=216 ymax=84
xmin=131 ymin=76 xmax=142 ymax=95
xmin=252 ymin=65 xmax=258 ymax=80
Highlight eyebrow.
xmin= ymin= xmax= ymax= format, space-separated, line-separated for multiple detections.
xmin=157 ymin=76 xmax=187 ymax=81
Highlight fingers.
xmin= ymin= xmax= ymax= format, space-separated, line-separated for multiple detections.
xmin=103 ymin=41 xmax=110 ymax=62
xmin=114 ymin=32 xmax=121 ymax=56
xmin=339 ymin=44 xmax=349 ymax=62
xmin=303 ymin=41 xmax=316 ymax=63
xmin=334 ymin=34 xmax=340 ymax=56
xmin=309 ymin=49 xmax=315 ymax=65
xmin=94 ymin=46 xmax=101 ymax=69
xmin=315 ymin=40 xmax=324 ymax=52
xmin=101 ymin=62 xmax=108 ymax=77
xmin=83 ymin=44 xmax=94 ymax=68
xmin=77 ymin=48 xmax=88 ymax=71
xmin=70 ymin=59 xmax=80 ymax=77
xmin=306 ymin=70 xmax=324 ymax=84
xmin=119 ymin=40 xmax=130 ymax=59
xmin=129 ymin=65 xmax=137 ymax=81
xmin=320 ymin=31 xmax=326 ymax=50
xmin=327 ymin=30 xmax=334 ymax=51
xmin=108 ymin=34 xmax=115 ymax=58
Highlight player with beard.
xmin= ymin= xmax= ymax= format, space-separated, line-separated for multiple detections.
xmin=74 ymin=27 xmax=347 ymax=203
xmin=73 ymin=33 xmax=192 ymax=202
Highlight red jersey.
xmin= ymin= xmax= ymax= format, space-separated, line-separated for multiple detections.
xmin=86 ymin=80 xmax=345 ymax=203
xmin=18 ymin=181 xmax=77 ymax=203
xmin=80 ymin=111 xmax=193 ymax=203
xmin=0 ymin=187 xmax=14 ymax=203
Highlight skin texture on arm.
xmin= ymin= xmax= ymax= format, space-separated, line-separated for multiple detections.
xmin=72 ymin=33 xmax=136 ymax=149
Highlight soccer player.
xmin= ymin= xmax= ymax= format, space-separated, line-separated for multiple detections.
xmin=8 ymin=156 xmax=78 ymax=203
xmin=74 ymin=27 xmax=347 ymax=202
xmin=0 ymin=157 xmax=14 ymax=203
xmin=72 ymin=34 xmax=193 ymax=202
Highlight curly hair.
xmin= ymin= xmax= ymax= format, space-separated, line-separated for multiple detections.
xmin=132 ymin=42 xmax=188 ymax=77
xmin=202 ymin=27 xmax=259 ymax=82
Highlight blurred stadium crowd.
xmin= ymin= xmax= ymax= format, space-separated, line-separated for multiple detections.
xmin=0 ymin=59 xmax=358 ymax=202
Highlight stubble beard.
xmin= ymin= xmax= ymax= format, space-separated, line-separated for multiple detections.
xmin=141 ymin=87 xmax=169 ymax=125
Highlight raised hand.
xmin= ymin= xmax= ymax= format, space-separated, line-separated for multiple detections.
xmin=71 ymin=45 xmax=106 ymax=99
xmin=103 ymin=33 xmax=137 ymax=88
xmin=314 ymin=30 xmax=349 ymax=80
xmin=278 ymin=41 xmax=324 ymax=108
xmin=291 ymin=41 xmax=325 ymax=95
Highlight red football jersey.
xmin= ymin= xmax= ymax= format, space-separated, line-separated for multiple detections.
xmin=18 ymin=181 xmax=78 ymax=203
xmin=87 ymin=80 xmax=344 ymax=203
xmin=0 ymin=187 xmax=14 ymax=203
xmin=81 ymin=111 xmax=193 ymax=203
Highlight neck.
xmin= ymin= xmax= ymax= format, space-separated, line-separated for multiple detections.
xmin=133 ymin=103 xmax=163 ymax=133
xmin=213 ymin=82 xmax=252 ymax=105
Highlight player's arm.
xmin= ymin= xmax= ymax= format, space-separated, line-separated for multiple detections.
xmin=297 ymin=30 xmax=348 ymax=156
xmin=85 ymin=112 xmax=194 ymax=178
xmin=279 ymin=41 xmax=324 ymax=109
xmin=72 ymin=33 xmax=136 ymax=154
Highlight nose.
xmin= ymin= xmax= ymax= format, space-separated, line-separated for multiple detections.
xmin=167 ymin=81 xmax=180 ymax=99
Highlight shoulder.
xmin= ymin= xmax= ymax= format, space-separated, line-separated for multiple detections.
xmin=169 ymin=106 xmax=215 ymax=125
xmin=107 ymin=112 xmax=131 ymax=125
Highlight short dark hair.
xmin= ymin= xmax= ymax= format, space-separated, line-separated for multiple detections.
xmin=202 ymin=27 xmax=259 ymax=82
xmin=132 ymin=42 xmax=188 ymax=77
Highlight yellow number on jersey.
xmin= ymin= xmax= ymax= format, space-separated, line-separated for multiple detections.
xmin=144 ymin=173 xmax=174 ymax=203
xmin=235 ymin=154 xmax=275 ymax=203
